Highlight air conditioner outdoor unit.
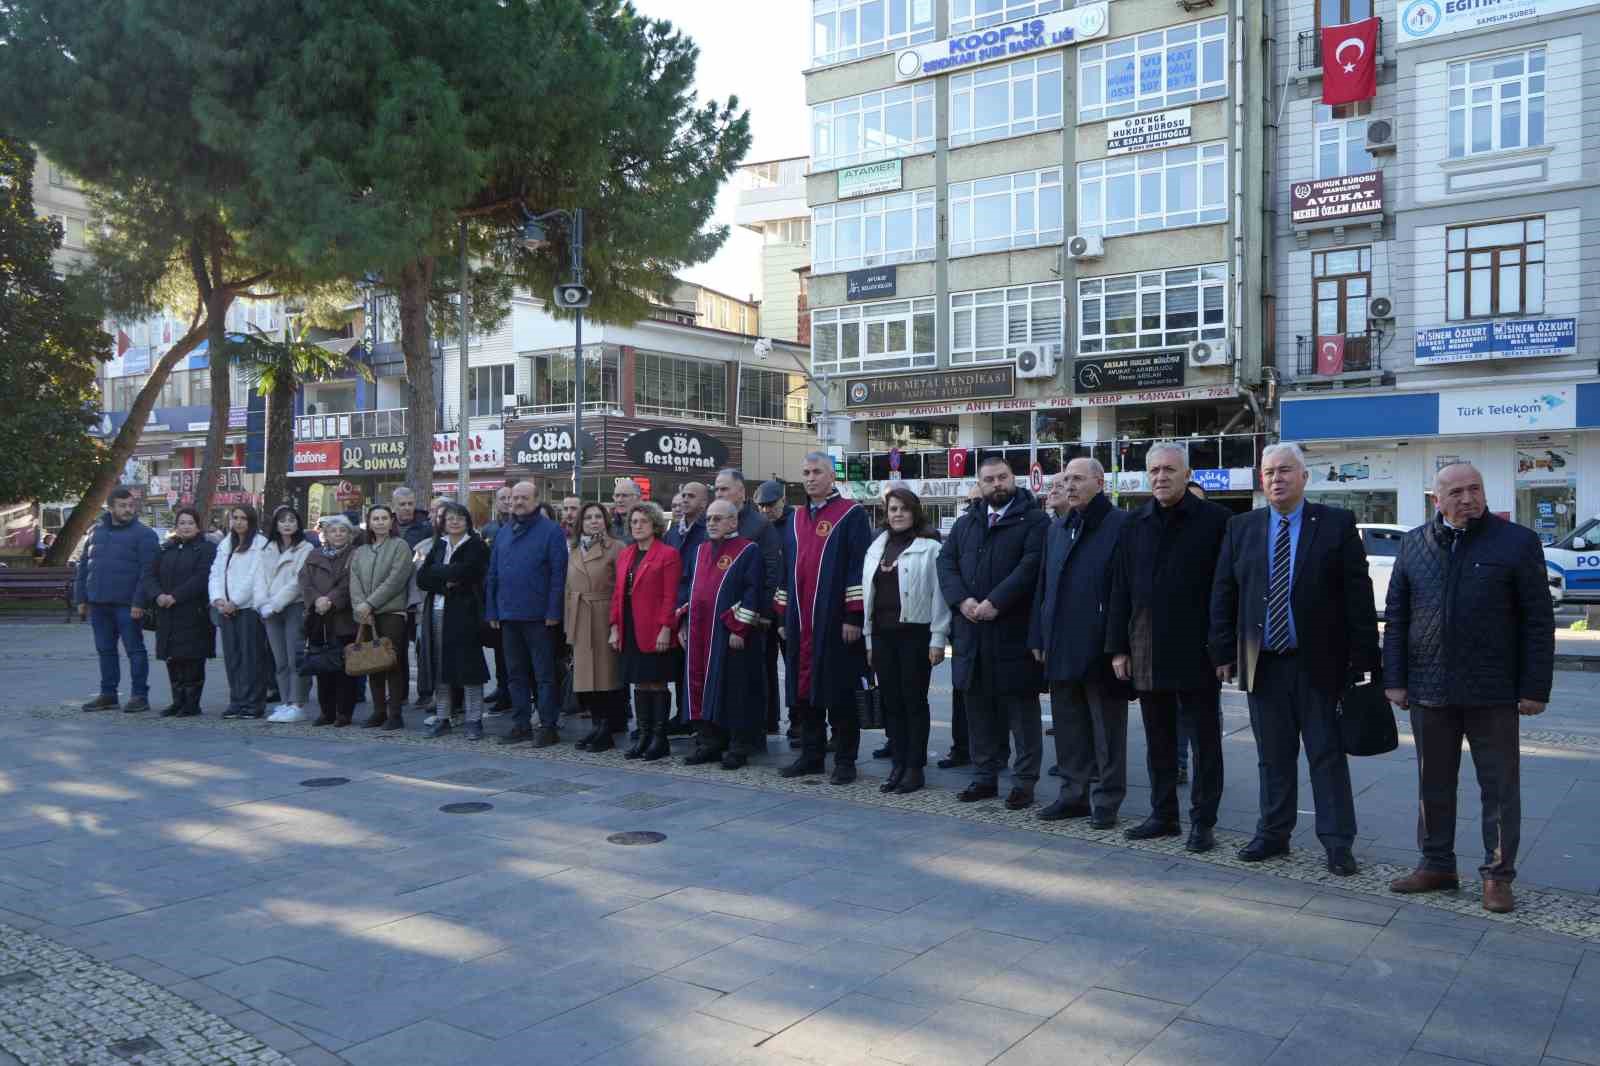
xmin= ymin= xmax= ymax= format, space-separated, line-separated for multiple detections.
xmin=1015 ymin=346 xmax=1060 ymax=380
xmin=1186 ymin=338 xmax=1234 ymax=368
xmin=1368 ymin=295 xmax=1394 ymax=321
xmin=1365 ymin=118 xmax=1397 ymax=154
xmin=1066 ymin=234 xmax=1105 ymax=261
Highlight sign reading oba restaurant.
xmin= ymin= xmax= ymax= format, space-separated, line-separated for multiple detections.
xmin=622 ymin=428 xmax=731 ymax=474
xmin=1290 ymin=172 xmax=1382 ymax=225
xmin=512 ymin=427 xmax=598 ymax=472
xmin=845 ymin=366 xmax=1015 ymax=409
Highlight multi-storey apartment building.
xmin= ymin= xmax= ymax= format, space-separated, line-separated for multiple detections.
xmin=1275 ymin=0 xmax=1600 ymax=544
xmin=803 ymin=0 xmax=1273 ymax=523
xmin=736 ymin=157 xmax=813 ymax=344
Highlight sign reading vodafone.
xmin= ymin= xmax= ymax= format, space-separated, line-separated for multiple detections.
xmin=291 ymin=441 xmax=340 ymax=476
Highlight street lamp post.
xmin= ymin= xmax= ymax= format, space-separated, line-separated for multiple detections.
xmin=523 ymin=208 xmax=589 ymax=495
xmin=458 ymin=220 xmax=471 ymax=504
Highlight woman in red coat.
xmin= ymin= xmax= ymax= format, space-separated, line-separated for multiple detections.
xmin=609 ymin=501 xmax=682 ymax=761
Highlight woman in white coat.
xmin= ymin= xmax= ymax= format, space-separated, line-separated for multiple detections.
xmin=208 ymin=505 xmax=271 ymax=719
xmin=256 ymin=505 xmax=315 ymax=723
xmin=862 ymin=487 xmax=951 ymax=795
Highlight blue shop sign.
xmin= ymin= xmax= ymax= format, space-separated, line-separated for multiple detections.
xmin=893 ymin=3 xmax=1108 ymax=82
xmin=1415 ymin=317 xmax=1576 ymax=365
xmin=1192 ymin=469 xmax=1232 ymax=492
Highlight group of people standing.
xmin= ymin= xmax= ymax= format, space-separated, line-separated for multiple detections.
xmin=73 ymin=441 xmax=1553 ymax=914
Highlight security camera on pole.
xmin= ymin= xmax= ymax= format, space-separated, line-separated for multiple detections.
xmin=523 ymin=209 xmax=590 ymax=493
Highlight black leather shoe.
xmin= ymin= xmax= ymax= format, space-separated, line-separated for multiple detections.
xmin=937 ymin=752 xmax=970 ymax=770
xmin=1123 ymin=818 xmax=1182 ymax=840
xmin=123 ymin=696 xmax=150 ymax=714
xmin=894 ymin=767 xmax=925 ymax=794
xmin=1004 ymin=788 xmax=1034 ymax=811
xmin=1037 ymin=800 xmax=1091 ymax=822
xmin=1237 ymin=837 xmax=1291 ymax=862
xmin=1326 ymin=848 xmax=1359 ymax=876
xmin=872 ymin=744 xmax=892 ymax=760
xmin=829 ymin=762 xmax=857 ymax=785
xmin=879 ymin=767 xmax=906 ymax=793
xmin=779 ymin=758 xmax=825 ymax=778
xmin=1089 ymin=809 xmax=1117 ymax=830
xmin=957 ymin=783 xmax=999 ymax=803
xmin=719 ymin=749 xmax=747 ymax=770
xmin=683 ymin=745 xmax=724 ymax=766
xmin=1185 ymin=825 xmax=1216 ymax=853
xmin=499 ymin=724 xmax=533 ymax=746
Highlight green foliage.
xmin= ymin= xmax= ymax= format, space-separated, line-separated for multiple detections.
xmin=228 ymin=325 xmax=375 ymax=396
xmin=0 ymin=139 xmax=110 ymax=503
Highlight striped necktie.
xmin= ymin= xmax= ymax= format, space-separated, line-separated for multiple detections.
xmin=1266 ymin=515 xmax=1292 ymax=652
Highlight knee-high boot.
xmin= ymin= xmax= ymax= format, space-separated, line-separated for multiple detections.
xmin=642 ymin=691 xmax=671 ymax=761
xmin=624 ymin=690 xmax=652 ymax=759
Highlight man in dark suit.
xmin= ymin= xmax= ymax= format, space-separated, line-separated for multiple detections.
xmin=1211 ymin=442 xmax=1378 ymax=875
xmin=1107 ymin=443 xmax=1230 ymax=852
xmin=1029 ymin=458 xmax=1130 ymax=828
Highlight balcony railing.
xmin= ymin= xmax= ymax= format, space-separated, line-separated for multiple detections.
xmin=840 ymin=434 xmax=1267 ymax=485
xmin=504 ymin=400 xmax=624 ymax=420
xmin=294 ymin=408 xmax=406 ymax=442
xmin=1298 ymin=20 xmax=1382 ymax=72
xmin=1294 ymin=330 xmax=1384 ymax=377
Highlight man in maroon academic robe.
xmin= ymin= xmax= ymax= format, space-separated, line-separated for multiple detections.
xmin=677 ymin=500 xmax=767 ymax=769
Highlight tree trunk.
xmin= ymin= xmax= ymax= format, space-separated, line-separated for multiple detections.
xmin=44 ymin=324 xmax=207 ymax=566
xmin=193 ymin=285 xmax=232 ymax=524
xmin=262 ymin=375 xmax=294 ymax=513
xmin=398 ymin=256 xmax=436 ymax=498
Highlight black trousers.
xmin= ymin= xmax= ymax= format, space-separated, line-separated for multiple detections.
xmin=875 ymin=624 xmax=933 ymax=770
xmin=1246 ymin=651 xmax=1356 ymax=850
xmin=165 ymin=657 xmax=206 ymax=692
xmin=1051 ymin=679 xmax=1129 ymax=814
xmin=765 ymin=624 xmax=782 ymax=734
xmin=796 ymin=699 xmax=859 ymax=765
xmin=950 ymin=688 xmax=970 ymax=757
xmin=1411 ymin=703 xmax=1521 ymax=881
xmin=578 ymin=689 xmax=629 ymax=732
xmin=1139 ymin=686 xmax=1223 ymax=827
xmin=966 ymin=683 xmax=1042 ymax=790
xmin=314 ymin=637 xmax=358 ymax=723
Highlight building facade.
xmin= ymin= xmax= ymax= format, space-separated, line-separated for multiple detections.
xmin=1273 ymin=0 xmax=1599 ymax=543
xmin=735 ymin=157 xmax=813 ymax=343
xmin=803 ymin=0 xmax=1273 ymax=523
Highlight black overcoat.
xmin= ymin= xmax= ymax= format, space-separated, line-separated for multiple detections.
xmin=147 ymin=535 xmax=217 ymax=661
xmin=417 ymin=534 xmax=491 ymax=687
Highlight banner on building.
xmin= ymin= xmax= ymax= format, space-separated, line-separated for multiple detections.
xmin=1415 ymin=318 xmax=1576 ymax=365
xmin=1105 ymin=109 xmax=1192 ymax=156
xmin=622 ymin=427 xmax=732 ymax=474
xmin=1073 ymin=353 xmax=1185 ymax=394
xmin=509 ymin=427 xmax=598 ymax=472
xmin=892 ymin=3 xmax=1108 ymax=82
xmin=846 ymin=366 xmax=1015 ymax=408
xmin=845 ymin=266 xmax=898 ymax=301
xmin=837 ymin=160 xmax=903 ymax=199
xmin=1397 ymin=0 xmax=1589 ymax=45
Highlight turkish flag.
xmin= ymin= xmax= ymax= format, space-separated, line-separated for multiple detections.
xmin=116 ymin=329 xmax=131 ymax=358
xmin=1321 ymin=17 xmax=1379 ymax=106
xmin=1316 ymin=335 xmax=1346 ymax=375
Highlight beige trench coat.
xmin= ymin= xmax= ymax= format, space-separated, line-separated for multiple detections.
xmin=565 ymin=536 xmax=624 ymax=693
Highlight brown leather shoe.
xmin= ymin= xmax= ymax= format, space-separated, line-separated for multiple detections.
xmin=1482 ymin=879 xmax=1514 ymax=913
xmin=1388 ymin=868 xmax=1461 ymax=894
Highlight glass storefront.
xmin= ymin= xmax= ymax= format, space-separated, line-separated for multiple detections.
xmin=1515 ymin=436 xmax=1576 ymax=545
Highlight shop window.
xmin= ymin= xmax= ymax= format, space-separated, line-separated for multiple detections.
xmin=1446 ymin=217 xmax=1544 ymax=321
xmin=991 ymin=413 xmax=1031 ymax=445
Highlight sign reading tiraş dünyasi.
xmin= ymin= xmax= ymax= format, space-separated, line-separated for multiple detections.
xmin=1105 ymin=109 xmax=1192 ymax=156
xmin=838 ymin=160 xmax=903 ymax=199
xmin=892 ymin=3 xmax=1108 ymax=82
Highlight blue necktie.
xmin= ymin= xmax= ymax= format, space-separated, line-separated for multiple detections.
xmin=1267 ymin=517 xmax=1292 ymax=652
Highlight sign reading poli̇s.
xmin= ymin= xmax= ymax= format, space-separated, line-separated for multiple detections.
xmin=622 ymin=428 xmax=730 ymax=474
xmin=892 ymin=3 xmax=1108 ymax=82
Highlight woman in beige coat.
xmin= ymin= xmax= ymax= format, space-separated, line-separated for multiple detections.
xmin=566 ymin=502 xmax=626 ymax=751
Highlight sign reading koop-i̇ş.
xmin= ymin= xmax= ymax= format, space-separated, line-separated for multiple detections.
xmin=1106 ymin=109 xmax=1192 ymax=156
xmin=622 ymin=428 xmax=730 ymax=474
xmin=893 ymin=3 xmax=1108 ymax=82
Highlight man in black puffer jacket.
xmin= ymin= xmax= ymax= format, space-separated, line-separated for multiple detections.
xmin=1383 ymin=462 xmax=1553 ymax=915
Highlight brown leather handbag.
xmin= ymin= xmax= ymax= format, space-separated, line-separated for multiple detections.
xmin=344 ymin=621 xmax=397 ymax=677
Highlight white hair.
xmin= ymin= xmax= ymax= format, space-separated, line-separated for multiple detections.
xmin=1261 ymin=442 xmax=1308 ymax=470
xmin=1144 ymin=442 xmax=1188 ymax=471
xmin=1066 ymin=456 xmax=1105 ymax=479
xmin=613 ymin=478 xmax=641 ymax=496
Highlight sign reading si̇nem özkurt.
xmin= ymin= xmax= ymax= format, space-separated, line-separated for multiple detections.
xmin=845 ymin=366 xmax=1016 ymax=408
xmin=838 ymin=160 xmax=903 ymax=199
xmin=892 ymin=3 xmax=1108 ymax=82
xmin=511 ymin=427 xmax=598 ymax=472
xmin=1073 ymin=353 xmax=1185 ymax=394
xmin=1415 ymin=317 xmax=1577 ymax=365
xmin=1106 ymin=109 xmax=1192 ymax=156
xmin=622 ymin=428 xmax=731 ymax=474
xmin=1290 ymin=172 xmax=1382 ymax=224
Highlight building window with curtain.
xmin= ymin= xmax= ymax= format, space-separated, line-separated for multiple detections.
xmin=1314 ymin=103 xmax=1375 ymax=178
xmin=950 ymin=283 xmax=1063 ymax=366
xmin=739 ymin=366 xmax=809 ymax=429
xmin=811 ymin=297 xmax=936 ymax=376
xmin=633 ymin=352 xmax=727 ymax=422
xmin=812 ymin=189 xmax=937 ymax=275
xmin=811 ymin=84 xmax=935 ymax=172
xmin=467 ymin=363 xmax=514 ymax=418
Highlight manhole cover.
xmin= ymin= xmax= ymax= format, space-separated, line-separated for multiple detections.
xmin=440 ymin=802 xmax=493 ymax=814
xmin=0 ymin=970 xmax=39 ymax=988
xmin=300 ymin=777 xmax=350 ymax=788
xmin=431 ymin=768 xmax=517 ymax=786
xmin=108 ymin=1036 xmax=163 ymax=1061
xmin=607 ymin=831 xmax=666 ymax=846
xmin=606 ymin=792 xmax=684 ymax=811
xmin=507 ymin=779 xmax=596 ymax=797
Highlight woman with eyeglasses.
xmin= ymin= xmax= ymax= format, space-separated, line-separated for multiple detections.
xmin=417 ymin=502 xmax=491 ymax=739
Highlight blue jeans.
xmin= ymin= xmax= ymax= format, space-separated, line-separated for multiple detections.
xmin=89 ymin=603 xmax=149 ymax=699
xmin=503 ymin=621 xmax=560 ymax=729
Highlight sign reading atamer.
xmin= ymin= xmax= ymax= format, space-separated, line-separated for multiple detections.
xmin=893 ymin=3 xmax=1108 ymax=82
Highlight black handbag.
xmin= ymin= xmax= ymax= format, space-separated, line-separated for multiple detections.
xmin=855 ymin=679 xmax=884 ymax=731
xmin=140 ymin=605 xmax=159 ymax=632
xmin=1338 ymin=669 xmax=1399 ymax=757
xmin=297 ymin=616 xmax=345 ymax=676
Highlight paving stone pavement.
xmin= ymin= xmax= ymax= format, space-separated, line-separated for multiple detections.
xmin=2 ymin=623 xmax=1599 ymax=1066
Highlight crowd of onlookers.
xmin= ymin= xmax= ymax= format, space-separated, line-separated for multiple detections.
xmin=74 ymin=442 xmax=1553 ymax=914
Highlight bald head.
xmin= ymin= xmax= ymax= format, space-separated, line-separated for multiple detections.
xmin=1435 ymin=463 xmax=1486 ymax=526
xmin=680 ymin=482 xmax=710 ymax=522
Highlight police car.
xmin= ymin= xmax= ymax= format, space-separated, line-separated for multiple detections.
xmin=1545 ymin=515 xmax=1600 ymax=605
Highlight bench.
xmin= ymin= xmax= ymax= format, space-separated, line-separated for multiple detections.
xmin=0 ymin=565 xmax=77 ymax=619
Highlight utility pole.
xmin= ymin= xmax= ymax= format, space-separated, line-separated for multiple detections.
xmin=569 ymin=209 xmax=585 ymax=496
xmin=457 ymin=219 xmax=470 ymax=504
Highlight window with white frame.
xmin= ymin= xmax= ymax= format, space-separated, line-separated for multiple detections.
xmin=1077 ymin=264 xmax=1227 ymax=354
xmin=950 ymin=0 xmax=1063 ymax=35
xmin=467 ymin=364 xmax=514 ymax=418
xmin=1078 ymin=18 xmax=1228 ymax=123
xmin=1314 ymin=103 xmax=1375 ymax=178
xmin=812 ymin=189 xmax=936 ymax=275
xmin=765 ymin=219 xmax=811 ymax=245
xmin=950 ymin=283 xmax=1063 ymax=366
xmin=1448 ymin=48 xmax=1545 ymax=159
xmin=811 ymin=0 xmax=936 ymax=68
xmin=811 ymin=298 xmax=936 ymax=376
xmin=950 ymin=54 xmax=1063 ymax=147
xmin=811 ymin=83 xmax=935 ymax=172
xmin=949 ymin=168 xmax=1064 ymax=257
xmin=1077 ymin=142 xmax=1227 ymax=238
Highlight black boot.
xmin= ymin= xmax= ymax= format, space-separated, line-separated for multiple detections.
xmin=623 ymin=694 xmax=651 ymax=759
xmin=641 ymin=692 xmax=671 ymax=761
xmin=178 ymin=683 xmax=204 ymax=717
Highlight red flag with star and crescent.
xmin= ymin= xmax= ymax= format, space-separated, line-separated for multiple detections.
xmin=1316 ymin=335 xmax=1346 ymax=375
xmin=1322 ymin=17 xmax=1379 ymax=106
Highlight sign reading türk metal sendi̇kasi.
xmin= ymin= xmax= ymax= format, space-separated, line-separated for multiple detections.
xmin=892 ymin=3 xmax=1108 ymax=82
xmin=845 ymin=367 xmax=1016 ymax=408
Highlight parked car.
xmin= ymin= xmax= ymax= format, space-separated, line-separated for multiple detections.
xmin=1544 ymin=515 xmax=1600 ymax=606
xmin=1358 ymin=523 xmax=1408 ymax=620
